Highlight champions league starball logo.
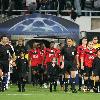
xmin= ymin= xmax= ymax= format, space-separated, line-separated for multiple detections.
xmin=8 ymin=17 xmax=69 ymax=35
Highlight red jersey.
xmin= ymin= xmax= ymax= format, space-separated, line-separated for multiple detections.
xmin=77 ymin=45 xmax=86 ymax=62
xmin=44 ymin=48 xmax=57 ymax=64
xmin=84 ymin=48 xmax=96 ymax=68
xmin=28 ymin=48 xmax=41 ymax=67
xmin=38 ymin=48 xmax=46 ymax=65
xmin=56 ymin=48 xmax=62 ymax=66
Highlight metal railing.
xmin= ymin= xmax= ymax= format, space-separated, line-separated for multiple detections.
xmin=0 ymin=9 xmax=100 ymax=17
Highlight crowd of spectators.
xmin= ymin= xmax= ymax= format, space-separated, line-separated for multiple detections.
xmin=0 ymin=0 xmax=100 ymax=17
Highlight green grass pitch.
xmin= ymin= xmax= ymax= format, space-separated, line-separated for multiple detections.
xmin=0 ymin=84 xmax=100 ymax=100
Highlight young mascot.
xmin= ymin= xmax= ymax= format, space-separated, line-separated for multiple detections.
xmin=16 ymin=51 xmax=28 ymax=92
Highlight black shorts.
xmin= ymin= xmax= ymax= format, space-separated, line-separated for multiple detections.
xmin=59 ymin=68 xmax=65 ymax=75
xmin=38 ymin=64 xmax=45 ymax=73
xmin=31 ymin=65 xmax=45 ymax=74
xmin=18 ymin=73 xmax=27 ymax=79
xmin=64 ymin=60 xmax=77 ymax=73
xmin=31 ymin=66 xmax=40 ymax=73
xmin=78 ymin=68 xmax=84 ymax=76
xmin=93 ymin=68 xmax=100 ymax=76
xmin=84 ymin=67 xmax=93 ymax=77
xmin=0 ymin=61 xmax=9 ymax=73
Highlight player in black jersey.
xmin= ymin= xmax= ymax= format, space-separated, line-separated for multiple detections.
xmin=0 ymin=35 xmax=15 ymax=92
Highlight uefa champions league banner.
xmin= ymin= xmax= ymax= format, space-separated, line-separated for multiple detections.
xmin=0 ymin=13 xmax=79 ymax=41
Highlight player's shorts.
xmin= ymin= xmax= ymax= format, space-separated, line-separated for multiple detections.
xmin=18 ymin=72 xmax=27 ymax=79
xmin=93 ymin=68 xmax=100 ymax=76
xmin=59 ymin=68 xmax=65 ymax=75
xmin=0 ymin=60 xmax=9 ymax=73
xmin=84 ymin=67 xmax=93 ymax=77
xmin=38 ymin=64 xmax=45 ymax=74
xmin=64 ymin=60 xmax=77 ymax=73
xmin=31 ymin=66 xmax=40 ymax=73
xmin=78 ymin=68 xmax=84 ymax=76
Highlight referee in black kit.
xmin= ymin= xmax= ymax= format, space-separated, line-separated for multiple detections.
xmin=61 ymin=38 xmax=77 ymax=93
xmin=0 ymin=35 xmax=15 ymax=92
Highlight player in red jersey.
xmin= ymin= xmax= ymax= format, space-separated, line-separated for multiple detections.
xmin=76 ymin=37 xmax=87 ymax=91
xmin=38 ymin=43 xmax=46 ymax=65
xmin=38 ymin=43 xmax=47 ymax=87
xmin=44 ymin=41 xmax=57 ymax=67
xmin=28 ymin=42 xmax=41 ymax=86
xmin=83 ymin=41 xmax=97 ymax=92
xmin=43 ymin=41 xmax=58 ymax=90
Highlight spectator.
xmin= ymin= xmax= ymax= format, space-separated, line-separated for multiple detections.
xmin=81 ymin=0 xmax=86 ymax=10
xmin=93 ymin=0 xmax=100 ymax=15
xmin=15 ymin=0 xmax=23 ymax=15
xmin=93 ymin=0 xmax=100 ymax=10
xmin=1 ymin=0 xmax=9 ymax=17
xmin=83 ymin=0 xmax=94 ymax=15
xmin=65 ymin=0 xmax=73 ymax=10
xmin=70 ymin=9 xmax=77 ymax=21
xmin=7 ymin=0 xmax=23 ymax=16
xmin=26 ymin=0 xmax=37 ymax=14
xmin=7 ymin=0 xmax=15 ymax=16
xmin=58 ymin=0 xmax=66 ymax=14
xmin=36 ymin=0 xmax=42 ymax=10
xmin=74 ymin=0 xmax=82 ymax=16
xmin=49 ymin=0 xmax=58 ymax=10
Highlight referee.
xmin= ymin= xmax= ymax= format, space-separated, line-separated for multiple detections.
xmin=61 ymin=38 xmax=77 ymax=93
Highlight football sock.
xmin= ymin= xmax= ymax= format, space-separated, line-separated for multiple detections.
xmin=79 ymin=77 xmax=82 ymax=89
xmin=64 ymin=78 xmax=68 ymax=92
xmin=71 ymin=78 xmax=76 ymax=91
